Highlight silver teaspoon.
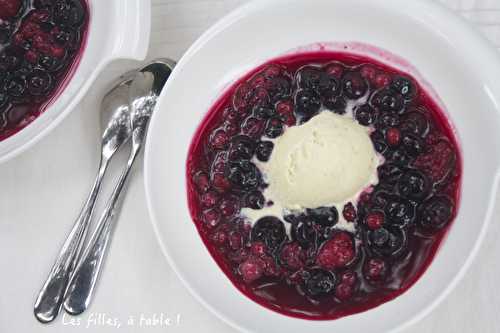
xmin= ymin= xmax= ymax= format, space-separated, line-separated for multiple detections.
xmin=34 ymin=72 xmax=135 ymax=323
xmin=63 ymin=59 xmax=175 ymax=315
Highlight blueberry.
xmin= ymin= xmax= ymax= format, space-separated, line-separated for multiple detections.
xmin=377 ymin=163 xmax=403 ymax=188
xmin=355 ymin=104 xmax=378 ymax=126
xmin=297 ymin=67 xmax=323 ymax=91
xmin=342 ymin=72 xmax=368 ymax=99
xmin=366 ymin=226 xmax=407 ymax=258
xmin=252 ymin=105 xmax=275 ymax=119
xmin=385 ymin=196 xmax=416 ymax=227
xmin=304 ymin=269 xmax=336 ymax=297
xmin=376 ymin=112 xmax=400 ymax=129
xmin=267 ymin=76 xmax=291 ymax=102
xmin=295 ymin=89 xmax=321 ymax=117
xmin=244 ymin=191 xmax=265 ymax=209
xmin=371 ymin=131 xmax=388 ymax=154
xmin=0 ymin=19 xmax=14 ymax=44
xmin=370 ymin=190 xmax=392 ymax=209
xmin=53 ymin=28 xmax=74 ymax=46
xmin=391 ymin=76 xmax=417 ymax=101
xmin=318 ymin=74 xmax=341 ymax=97
xmin=27 ymin=69 xmax=53 ymax=96
xmin=39 ymin=55 xmax=64 ymax=72
xmin=397 ymin=170 xmax=430 ymax=201
xmin=306 ymin=206 xmax=338 ymax=227
xmin=401 ymin=110 xmax=429 ymax=137
xmin=419 ymin=196 xmax=453 ymax=230
xmin=0 ymin=52 xmax=21 ymax=71
xmin=323 ymin=94 xmax=346 ymax=114
xmin=291 ymin=218 xmax=318 ymax=249
xmin=387 ymin=148 xmax=412 ymax=166
xmin=226 ymin=160 xmax=262 ymax=190
xmin=320 ymin=72 xmax=344 ymax=113
xmin=372 ymin=88 xmax=404 ymax=113
xmin=370 ymin=228 xmax=389 ymax=246
xmin=39 ymin=21 xmax=55 ymax=33
xmin=34 ymin=0 xmax=54 ymax=9
xmin=67 ymin=30 xmax=82 ymax=51
xmin=6 ymin=104 xmax=29 ymax=125
xmin=283 ymin=214 xmax=301 ymax=224
xmin=255 ymin=141 xmax=274 ymax=162
xmin=4 ymin=76 xmax=26 ymax=97
xmin=251 ymin=216 xmax=287 ymax=251
xmin=53 ymin=0 xmax=86 ymax=27
xmin=0 ymin=92 xmax=8 ymax=109
xmin=264 ymin=117 xmax=284 ymax=138
xmin=401 ymin=133 xmax=424 ymax=157
xmin=14 ymin=63 xmax=34 ymax=77
xmin=297 ymin=68 xmax=342 ymax=111
xmin=228 ymin=135 xmax=256 ymax=161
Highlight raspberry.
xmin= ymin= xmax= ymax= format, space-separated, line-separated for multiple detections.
xmin=219 ymin=196 xmax=239 ymax=217
xmin=228 ymin=231 xmax=243 ymax=250
xmin=364 ymin=258 xmax=387 ymax=282
xmin=374 ymin=73 xmax=391 ymax=88
xmin=316 ymin=232 xmax=355 ymax=270
xmin=261 ymin=255 xmax=280 ymax=277
xmin=262 ymin=64 xmax=282 ymax=78
xmin=193 ymin=172 xmax=210 ymax=193
xmin=386 ymin=127 xmax=401 ymax=146
xmin=239 ymin=257 xmax=265 ymax=283
xmin=0 ymin=0 xmax=21 ymax=19
xmin=200 ymin=190 xmax=219 ymax=208
xmin=209 ymin=229 xmax=227 ymax=246
xmin=228 ymin=248 xmax=249 ymax=264
xmin=50 ymin=45 xmax=65 ymax=58
xmin=25 ymin=50 xmax=39 ymax=64
xmin=414 ymin=139 xmax=456 ymax=184
xmin=201 ymin=209 xmax=220 ymax=229
xmin=365 ymin=211 xmax=385 ymax=230
xmin=335 ymin=283 xmax=353 ymax=301
xmin=210 ymin=129 xmax=229 ymax=150
xmin=340 ymin=271 xmax=357 ymax=286
xmin=279 ymin=242 xmax=306 ymax=270
xmin=360 ymin=65 xmax=377 ymax=82
xmin=30 ymin=9 xmax=51 ymax=23
xmin=242 ymin=117 xmax=265 ymax=138
xmin=211 ymin=173 xmax=231 ymax=193
xmin=276 ymin=100 xmax=296 ymax=126
xmin=250 ymin=242 xmax=266 ymax=256
xmin=342 ymin=202 xmax=356 ymax=222
xmin=325 ymin=63 xmax=344 ymax=78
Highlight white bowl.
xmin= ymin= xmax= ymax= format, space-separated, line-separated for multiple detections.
xmin=144 ymin=0 xmax=500 ymax=332
xmin=0 ymin=0 xmax=150 ymax=163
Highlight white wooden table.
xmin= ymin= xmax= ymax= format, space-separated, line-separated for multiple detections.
xmin=1 ymin=1 xmax=500 ymax=332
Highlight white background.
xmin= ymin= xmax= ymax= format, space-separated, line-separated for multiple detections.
xmin=1 ymin=0 xmax=500 ymax=332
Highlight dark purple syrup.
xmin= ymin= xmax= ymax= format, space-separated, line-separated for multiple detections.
xmin=0 ymin=0 xmax=89 ymax=141
xmin=186 ymin=51 xmax=462 ymax=320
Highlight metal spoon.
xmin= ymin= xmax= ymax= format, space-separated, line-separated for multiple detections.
xmin=34 ymin=72 xmax=135 ymax=323
xmin=63 ymin=59 xmax=175 ymax=315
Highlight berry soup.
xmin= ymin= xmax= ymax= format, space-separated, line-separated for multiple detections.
xmin=0 ymin=0 xmax=89 ymax=141
xmin=186 ymin=50 xmax=462 ymax=320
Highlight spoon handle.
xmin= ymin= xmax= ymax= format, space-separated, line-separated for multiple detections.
xmin=63 ymin=147 xmax=140 ymax=315
xmin=34 ymin=157 xmax=109 ymax=323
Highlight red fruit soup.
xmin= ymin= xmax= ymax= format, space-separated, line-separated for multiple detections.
xmin=0 ymin=0 xmax=89 ymax=141
xmin=186 ymin=50 xmax=462 ymax=320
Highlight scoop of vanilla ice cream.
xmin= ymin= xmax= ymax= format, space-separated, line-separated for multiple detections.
xmin=261 ymin=111 xmax=378 ymax=210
